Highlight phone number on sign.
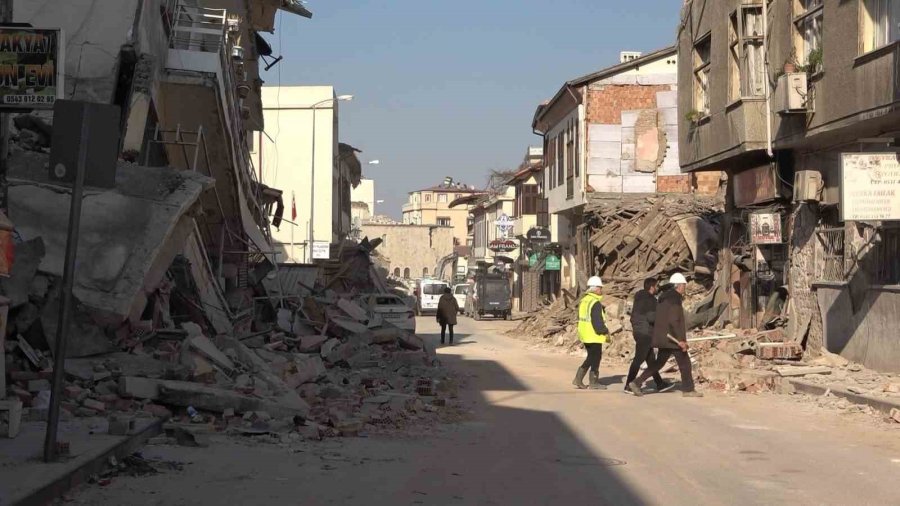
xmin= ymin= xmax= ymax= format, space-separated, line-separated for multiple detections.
xmin=3 ymin=95 xmax=56 ymax=105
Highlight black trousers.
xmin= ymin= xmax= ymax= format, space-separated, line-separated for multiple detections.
xmin=625 ymin=333 xmax=664 ymax=387
xmin=579 ymin=343 xmax=603 ymax=374
xmin=636 ymin=348 xmax=695 ymax=392
xmin=440 ymin=323 xmax=454 ymax=343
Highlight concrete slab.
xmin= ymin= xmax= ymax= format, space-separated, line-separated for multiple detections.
xmin=0 ymin=416 xmax=162 ymax=505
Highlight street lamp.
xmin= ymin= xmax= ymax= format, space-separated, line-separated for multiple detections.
xmin=309 ymin=94 xmax=353 ymax=261
xmin=368 ymin=160 xmax=380 ymax=165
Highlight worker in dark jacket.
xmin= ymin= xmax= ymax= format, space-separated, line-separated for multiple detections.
xmin=436 ymin=287 xmax=459 ymax=345
xmin=572 ymin=276 xmax=610 ymax=390
xmin=627 ymin=273 xmax=703 ymax=398
xmin=624 ymin=278 xmax=673 ymax=394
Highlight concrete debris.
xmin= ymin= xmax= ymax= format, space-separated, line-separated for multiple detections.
xmin=890 ymin=408 xmax=900 ymax=424
xmin=3 ymin=229 xmax=453 ymax=445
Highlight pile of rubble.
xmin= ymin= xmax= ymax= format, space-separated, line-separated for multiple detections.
xmin=512 ymin=193 xmax=724 ymax=362
xmin=2 ymin=238 xmax=458 ymax=441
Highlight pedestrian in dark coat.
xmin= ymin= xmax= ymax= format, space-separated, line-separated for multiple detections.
xmin=624 ymin=278 xmax=672 ymax=394
xmin=627 ymin=273 xmax=703 ymax=398
xmin=437 ymin=287 xmax=459 ymax=345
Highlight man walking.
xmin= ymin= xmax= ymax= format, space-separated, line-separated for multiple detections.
xmin=624 ymin=278 xmax=673 ymax=394
xmin=627 ymin=273 xmax=703 ymax=398
xmin=572 ymin=276 xmax=609 ymax=390
xmin=436 ymin=286 xmax=459 ymax=345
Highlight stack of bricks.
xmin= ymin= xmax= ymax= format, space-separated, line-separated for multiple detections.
xmin=693 ymin=171 xmax=723 ymax=195
xmin=657 ymin=174 xmax=692 ymax=193
xmin=585 ymin=84 xmax=673 ymax=124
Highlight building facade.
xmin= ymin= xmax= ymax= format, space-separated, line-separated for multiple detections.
xmin=401 ymin=183 xmax=481 ymax=246
xmin=254 ymin=86 xmax=357 ymax=262
xmin=532 ymin=47 xmax=691 ymax=291
xmin=677 ymin=0 xmax=900 ymax=372
xmin=351 ymin=178 xmax=376 ymax=224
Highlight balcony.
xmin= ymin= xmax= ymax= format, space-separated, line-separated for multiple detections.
xmin=166 ymin=3 xmax=227 ymax=74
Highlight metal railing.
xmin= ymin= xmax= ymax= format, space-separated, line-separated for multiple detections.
xmin=167 ymin=1 xmax=227 ymax=53
xmin=815 ymin=227 xmax=849 ymax=282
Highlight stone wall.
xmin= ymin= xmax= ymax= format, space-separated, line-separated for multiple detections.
xmin=360 ymin=224 xmax=455 ymax=281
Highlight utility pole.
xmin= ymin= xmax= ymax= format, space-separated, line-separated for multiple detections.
xmin=0 ymin=0 xmax=13 ymax=216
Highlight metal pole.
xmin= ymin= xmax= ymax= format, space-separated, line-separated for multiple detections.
xmin=44 ymin=104 xmax=91 ymax=462
xmin=0 ymin=0 xmax=13 ymax=216
xmin=308 ymin=106 xmax=316 ymax=263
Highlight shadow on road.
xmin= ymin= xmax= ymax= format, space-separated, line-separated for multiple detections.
xmin=418 ymin=329 xmax=648 ymax=504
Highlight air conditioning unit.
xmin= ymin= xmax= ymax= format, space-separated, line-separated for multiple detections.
xmin=793 ymin=170 xmax=822 ymax=202
xmin=776 ymin=72 xmax=808 ymax=113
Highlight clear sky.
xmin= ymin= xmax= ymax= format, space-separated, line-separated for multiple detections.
xmin=262 ymin=0 xmax=682 ymax=218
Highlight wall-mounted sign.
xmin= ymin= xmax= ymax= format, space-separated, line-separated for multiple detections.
xmin=489 ymin=239 xmax=517 ymax=252
xmin=495 ymin=214 xmax=513 ymax=238
xmin=733 ymin=164 xmax=779 ymax=208
xmin=0 ymin=27 xmax=64 ymax=109
xmin=841 ymin=153 xmax=900 ymax=221
xmin=526 ymin=226 xmax=551 ymax=243
xmin=311 ymin=241 xmax=330 ymax=260
xmin=749 ymin=212 xmax=782 ymax=244
xmin=544 ymin=254 xmax=561 ymax=271
xmin=528 ymin=253 xmax=538 ymax=267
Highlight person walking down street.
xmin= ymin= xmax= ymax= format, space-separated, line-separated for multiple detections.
xmin=437 ymin=287 xmax=459 ymax=345
xmin=572 ymin=276 xmax=610 ymax=390
xmin=627 ymin=273 xmax=703 ymax=398
xmin=624 ymin=278 xmax=674 ymax=395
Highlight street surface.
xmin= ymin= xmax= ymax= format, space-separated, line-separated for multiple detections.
xmin=70 ymin=317 xmax=900 ymax=505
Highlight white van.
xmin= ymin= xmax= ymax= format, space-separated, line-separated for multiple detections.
xmin=452 ymin=284 xmax=469 ymax=313
xmin=415 ymin=278 xmax=450 ymax=315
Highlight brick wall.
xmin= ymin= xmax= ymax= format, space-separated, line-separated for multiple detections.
xmin=585 ymin=84 xmax=672 ymax=124
xmin=657 ymin=175 xmax=692 ymax=193
xmin=693 ymin=171 xmax=724 ymax=195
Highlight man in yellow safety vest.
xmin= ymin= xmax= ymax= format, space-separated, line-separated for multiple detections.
xmin=572 ymin=276 xmax=609 ymax=390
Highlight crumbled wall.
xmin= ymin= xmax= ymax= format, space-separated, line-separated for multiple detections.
xmin=788 ymin=203 xmax=824 ymax=353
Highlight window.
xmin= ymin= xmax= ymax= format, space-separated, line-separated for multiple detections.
xmin=437 ymin=217 xmax=451 ymax=226
xmin=862 ymin=0 xmax=900 ymax=53
xmin=403 ymin=267 xmax=410 ymax=279
xmin=438 ymin=193 xmax=448 ymax=203
xmin=425 ymin=193 xmax=432 ymax=202
xmin=574 ymin=121 xmax=580 ymax=177
xmin=393 ymin=267 xmax=401 ymax=277
xmin=741 ymin=7 xmax=765 ymax=96
xmin=693 ymin=34 xmax=712 ymax=115
xmin=795 ymin=0 xmax=823 ymax=69
xmin=728 ymin=12 xmax=741 ymax=101
xmin=519 ymin=184 xmax=539 ymax=215
xmin=556 ymin=135 xmax=564 ymax=187
xmin=423 ymin=267 xmax=429 ymax=277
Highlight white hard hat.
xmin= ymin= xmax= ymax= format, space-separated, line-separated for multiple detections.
xmin=669 ymin=273 xmax=688 ymax=285
xmin=587 ymin=276 xmax=603 ymax=288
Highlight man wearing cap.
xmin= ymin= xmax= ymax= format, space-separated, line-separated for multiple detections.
xmin=572 ymin=276 xmax=609 ymax=390
xmin=627 ymin=273 xmax=703 ymax=398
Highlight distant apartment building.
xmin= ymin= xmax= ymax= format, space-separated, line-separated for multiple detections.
xmin=401 ymin=182 xmax=481 ymax=245
xmin=253 ymin=86 xmax=360 ymax=262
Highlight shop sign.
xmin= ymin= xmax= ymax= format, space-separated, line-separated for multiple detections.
xmin=840 ymin=153 xmax=900 ymax=221
xmin=526 ymin=226 xmax=551 ymax=243
xmin=311 ymin=241 xmax=330 ymax=259
xmin=489 ymin=239 xmax=517 ymax=253
xmin=749 ymin=212 xmax=782 ymax=244
xmin=0 ymin=27 xmax=64 ymax=109
xmin=495 ymin=214 xmax=513 ymax=238
xmin=733 ymin=164 xmax=779 ymax=207
xmin=545 ymin=255 xmax=561 ymax=271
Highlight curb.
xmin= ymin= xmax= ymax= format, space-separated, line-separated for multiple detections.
xmin=788 ymin=379 xmax=900 ymax=415
xmin=11 ymin=417 xmax=165 ymax=506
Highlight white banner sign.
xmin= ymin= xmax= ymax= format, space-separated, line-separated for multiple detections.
xmin=841 ymin=153 xmax=900 ymax=221
xmin=311 ymin=241 xmax=330 ymax=260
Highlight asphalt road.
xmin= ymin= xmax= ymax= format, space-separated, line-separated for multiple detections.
xmin=70 ymin=316 xmax=900 ymax=505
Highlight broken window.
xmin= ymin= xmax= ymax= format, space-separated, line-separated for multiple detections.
xmin=816 ymin=227 xmax=848 ymax=282
xmin=693 ymin=34 xmax=712 ymax=115
xmin=795 ymin=0 xmax=823 ymax=70
xmin=862 ymin=0 xmax=900 ymax=53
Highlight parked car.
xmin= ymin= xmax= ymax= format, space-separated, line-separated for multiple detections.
xmin=414 ymin=278 xmax=451 ymax=315
xmin=357 ymin=293 xmax=416 ymax=332
xmin=452 ymin=284 xmax=469 ymax=313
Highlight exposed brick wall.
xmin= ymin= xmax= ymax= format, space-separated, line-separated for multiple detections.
xmin=657 ymin=174 xmax=692 ymax=193
xmin=693 ymin=171 xmax=724 ymax=195
xmin=585 ymin=84 xmax=672 ymax=124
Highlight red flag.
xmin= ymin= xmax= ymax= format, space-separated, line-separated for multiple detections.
xmin=291 ymin=191 xmax=297 ymax=221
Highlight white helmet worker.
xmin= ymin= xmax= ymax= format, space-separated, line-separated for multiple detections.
xmin=587 ymin=276 xmax=603 ymax=288
xmin=669 ymin=273 xmax=688 ymax=285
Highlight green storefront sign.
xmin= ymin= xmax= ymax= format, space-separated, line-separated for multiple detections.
xmin=544 ymin=255 xmax=561 ymax=271
xmin=528 ymin=253 xmax=538 ymax=267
